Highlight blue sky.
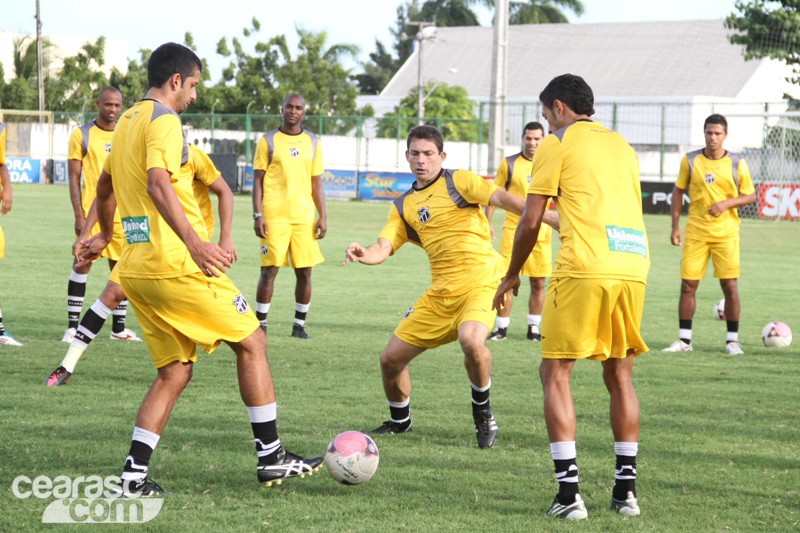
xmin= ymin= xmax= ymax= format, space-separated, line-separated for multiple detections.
xmin=1 ymin=0 xmax=742 ymax=81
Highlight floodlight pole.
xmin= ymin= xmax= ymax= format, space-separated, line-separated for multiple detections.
xmin=35 ymin=0 xmax=45 ymax=114
xmin=488 ymin=0 xmax=509 ymax=174
xmin=407 ymin=21 xmax=435 ymax=127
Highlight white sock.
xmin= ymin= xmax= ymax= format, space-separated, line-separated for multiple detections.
xmin=69 ymin=270 xmax=89 ymax=284
xmin=614 ymin=441 xmax=638 ymax=457
xmin=495 ymin=316 xmax=510 ymax=330
xmin=679 ymin=328 xmax=692 ymax=341
xmin=727 ymin=331 xmax=738 ymax=342
xmin=528 ymin=314 xmax=541 ymax=326
xmin=550 ymin=441 xmax=577 ymax=460
xmin=247 ymin=403 xmax=277 ymax=423
xmin=256 ymin=302 xmax=270 ymax=314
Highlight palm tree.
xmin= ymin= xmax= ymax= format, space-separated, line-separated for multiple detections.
xmin=468 ymin=0 xmax=584 ymax=24
xmin=12 ymin=35 xmax=53 ymax=82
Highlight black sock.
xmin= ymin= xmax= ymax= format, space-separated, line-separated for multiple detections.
xmin=679 ymin=319 xmax=692 ymax=344
xmin=726 ymin=320 xmax=739 ymax=344
xmin=73 ymin=302 xmax=111 ymax=347
xmin=256 ymin=311 xmax=267 ymax=322
xmin=471 ymin=382 xmax=491 ymax=415
xmin=122 ymin=441 xmax=154 ymax=483
xmin=388 ymin=401 xmax=411 ymax=428
xmin=613 ymin=455 xmax=637 ymax=500
xmin=554 ymin=459 xmax=579 ymax=505
xmin=0 ymin=310 xmax=5 ymax=335
xmin=67 ymin=278 xmax=87 ymax=329
xmin=252 ymin=420 xmax=282 ymax=464
xmin=112 ymin=300 xmax=127 ymax=334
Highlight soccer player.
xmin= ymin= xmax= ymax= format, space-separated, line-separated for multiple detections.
xmin=344 ymin=125 xmax=558 ymax=449
xmin=485 ymin=122 xmax=552 ymax=341
xmin=77 ymin=43 xmax=321 ymax=494
xmin=44 ymin=145 xmax=236 ymax=386
xmin=0 ymin=121 xmax=22 ymax=346
xmin=63 ymin=87 xmax=139 ymax=343
xmin=494 ymin=74 xmax=649 ymax=519
xmin=252 ymin=94 xmax=326 ymax=339
xmin=663 ymin=114 xmax=755 ymax=355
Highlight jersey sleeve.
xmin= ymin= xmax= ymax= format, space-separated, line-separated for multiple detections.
xmin=146 ymin=115 xmax=184 ymax=177
xmin=453 ymin=170 xmax=498 ymax=205
xmin=737 ymin=159 xmax=755 ymax=195
xmin=194 ymin=149 xmax=221 ymax=186
xmin=493 ymin=159 xmax=509 ymax=190
xmin=0 ymin=128 xmax=6 ymax=165
xmin=68 ymin=128 xmax=83 ymax=161
xmin=528 ymin=135 xmax=563 ymax=196
xmin=675 ymin=155 xmax=690 ymax=189
xmin=377 ymin=203 xmax=409 ymax=254
xmin=311 ymin=138 xmax=324 ymax=176
xmin=253 ymin=137 xmax=269 ymax=171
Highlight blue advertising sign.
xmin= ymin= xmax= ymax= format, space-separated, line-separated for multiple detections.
xmin=243 ymin=165 xmax=254 ymax=192
xmin=53 ymin=160 xmax=68 ymax=184
xmin=320 ymin=170 xmax=357 ymax=199
xmin=358 ymin=171 xmax=416 ymax=201
xmin=7 ymin=157 xmax=41 ymax=183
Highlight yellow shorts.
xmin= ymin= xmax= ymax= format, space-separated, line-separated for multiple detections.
xmin=395 ymin=287 xmax=496 ymax=349
xmin=680 ymin=238 xmax=739 ymax=280
xmin=120 ymin=272 xmax=259 ymax=368
xmin=0 ymin=225 xmax=4 ymax=258
xmin=260 ymin=222 xmax=324 ymax=268
xmin=499 ymin=227 xmax=552 ymax=278
xmin=541 ymin=277 xmax=648 ymax=360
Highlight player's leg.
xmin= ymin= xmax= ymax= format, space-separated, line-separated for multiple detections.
xmin=713 ymin=239 xmax=743 ymax=354
xmin=665 ymin=239 xmax=709 ymax=352
xmin=291 ymin=267 xmax=312 ymax=339
xmin=488 ymin=292 xmax=511 ymax=340
xmin=288 ymin=224 xmax=323 ymax=339
xmin=255 ymin=224 xmax=291 ymax=333
xmin=459 ymin=320 xmax=497 ymax=448
xmin=64 ymin=259 xmax=92 ymax=342
xmin=255 ymin=266 xmax=279 ymax=332
xmin=106 ymin=259 xmax=134 ymax=339
xmin=371 ymin=335 xmax=425 ymax=435
xmin=527 ymin=277 xmax=545 ymax=341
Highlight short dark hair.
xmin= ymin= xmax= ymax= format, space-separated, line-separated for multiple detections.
xmin=147 ymin=43 xmax=202 ymax=89
xmin=97 ymin=86 xmax=121 ymax=100
xmin=704 ymin=114 xmax=728 ymax=133
xmin=539 ymin=74 xmax=595 ymax=116
xmin=407 ymin=125 xmax=444 ymax=153
xmin=523 ymin=121 xmax=544 ymax=135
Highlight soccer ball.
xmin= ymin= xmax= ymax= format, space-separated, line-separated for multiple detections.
xmin=713 ymin=298 xmax=726 ymax=321
xmin=324 ymin=431 xmax=379 ymax=485
xmin=761 ymin=322 xmax=792 ymax=348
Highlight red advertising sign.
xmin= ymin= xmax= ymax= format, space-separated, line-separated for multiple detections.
xmin=758 ymin=183 xmax=800 ymax=220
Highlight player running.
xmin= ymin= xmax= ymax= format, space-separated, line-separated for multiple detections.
xmin=0 ymin=121 xmax=22 ymax=346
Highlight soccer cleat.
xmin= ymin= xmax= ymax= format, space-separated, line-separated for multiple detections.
xmin=291 ymin=324 xmax=311 ymax=339
xmin=44 ymin=365 xmax=72 ymax=386
xmin=259 ymin=323 xmax=267 ymax=335
xmin=546 ymin=493 xmax=588 ymax=520
xmin=369 ymin=419 xmax=412 ymax=435
xmin=0 ymin=333 xmax=23 ymax=346
xmin=60 ymin=328 xmax=77 ymax=343
xmin=487 ymin=328 xmax=507 ymax=341
xmin=256 ymin=450 xmax=323 ymax=487
xmin=527 ymin=324 xmax=541 ymax=341
xmin=662 ymin=339 xmax=693 ymax=352
xmin=110 ymin=477 xmax=166 ymax=498
xmin=609 ymin=491 xmax=641 ymax=516
xmin=110 ymin=328 xmax=143 ymax=341
xmin=725 ymin=341 xmax=744 ymax=355
xmin=473 ymin=409 xmax=498 ymax=448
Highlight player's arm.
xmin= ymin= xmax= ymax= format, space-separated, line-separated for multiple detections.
xmin=68 ymin=160 xmax=84 ymax=234
xmin=708 ymin=191 xmax=756 ymax=217
xmin=484 ymin=205 xmax=496 ymax=239
xmin=488 ymin=188 xmax=524 ymax=216
xmin=73 ymin=197 xmax=99 ymax=260
xmin=252 ymin=169 xmax=267 ymax=238
xmin=207 ymin=175 xmax=237 ymax=261
xmin=0 ymin=161 xmax=11 ymax=215
xmin=343 ymin=238 xmax=393 ymax=266
xmin=148 ymin=168 xmax=231 ymax=277
xmin=76 ymin=170 xmax=116 ymax=266
xmin=670 ymin=186 xmax=684 ymax=246
xmin=311 ymin=173 xmax=327 ymax=239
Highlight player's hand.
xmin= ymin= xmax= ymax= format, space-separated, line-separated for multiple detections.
xmin=254 ymin=217 xmax=267 ymax=238
xmin=0 ymin=187 xmax=12 ymax=215
xmin=489 ymin=226 xmax=495 ymax=239
xmin=75 ymin=233 xmax=109 ymax=267
xmin=708 ymin=201 xmax=728 ymax=217
xmin=218 ymin=235 xmax=238 ymax=263
xmin=315 ymin=217 xmax=327 ymax=240
xmin=188 ymin=239 xmax=232 ymax=277
xmin=343 ymin=242 xmax=366 ymax=265
xmin=670 ymin=228 xmax=682 ymax=246
xmin=492 ymin=274 xmax=520 ymax=311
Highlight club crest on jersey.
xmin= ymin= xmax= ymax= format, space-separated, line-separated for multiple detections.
xmin=705 ymin=173 xmax=715 ymax=184
xmin=290 ymin=147 xmax=299 ymax=158
xmin=403 ymin=306 xmax=414 ymax=318
xmin=526 ymin=174 xmax=532 ymax=183
xmin=104 ymin=144 xmax=111 ymax=154
xmin=232 ymin=294 xmax=249 ymax=314
xmin=261 ymin=245 xmax=268 ymax=255
xmin=417 ymin=206 xmax=430 ymax=223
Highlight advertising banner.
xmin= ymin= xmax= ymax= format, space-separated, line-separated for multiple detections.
xmin=242 ymin=165 xmax=254 ymax=192
xmin=321 ymin=170 xmax=357 ymax=199
xmin=358 ymin=171 xmax=416 ymax=200
xmin=7 ymin=157 xmax=41 ymax=183
xmin=758 ymin=183 xmax=800 ymax=220
xmin=53 ymin=160 xmax=68 ymax=184
xmin=640 ymin=181 xmax=689 ymax=214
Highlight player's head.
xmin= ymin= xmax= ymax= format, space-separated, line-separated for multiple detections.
xmin=96 ymin=86 xmax=121 ymax=124
xmin=522 ymin=121 xmax=545 ymax=159
xmin=406 ymin=126 xmax=446 ymax=182
xmin=539 ymin=74 xmax=594 ymax=131
xmin=703 ymin=114 xmax=728 ymax=151
xmin=281 ymin=94 xmax=306 ymax=128
xmin=147 ymin=43 xmax=202 ymax=114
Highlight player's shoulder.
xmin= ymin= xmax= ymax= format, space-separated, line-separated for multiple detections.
xmin=450 ymin=168 xmax=482 ymax=182
xmin=302 ymin=129 xmax=320 ymax=144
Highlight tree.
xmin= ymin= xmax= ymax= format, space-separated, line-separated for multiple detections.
xmin=508 ymin=0 xmax=584 ymax=24
xmin=110 ymin=48 xmax=149 ymax=108
xmin=47 ymin=38 xmax=110 ymax=112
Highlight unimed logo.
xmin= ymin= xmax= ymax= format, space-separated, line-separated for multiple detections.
xmin=12 ymin=475 xmax=163 ymax=524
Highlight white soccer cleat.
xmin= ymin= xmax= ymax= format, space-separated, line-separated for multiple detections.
xmin=61 ymin=327 xmax=77 ymax=343
xmin=725 ymin=342 xmax=744 ymax=355
xmin=609 ymin=491 xmax=641 ymax=516
xmin=662 ymin=339 xmax=692 ymax=352
xmin=545 ymin=493 xmax=588 ymax=520
xmin=0 ymin=333 xmax=23 ymax=346
xmin=110 ymin=328 xmax=143 ymax=341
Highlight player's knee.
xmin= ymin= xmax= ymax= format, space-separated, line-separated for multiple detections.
xmin=459 ymin=336 xmax=486 ymax=360
xmin=680 ymin=279 xmax=698 ymax=295
xmin=100 ymin=283 xmax=126 ymax=309
xmin=720 ymin=279 xmax=738 ymax=295
xmin=378 ymin=349 xmax=400 ymax=371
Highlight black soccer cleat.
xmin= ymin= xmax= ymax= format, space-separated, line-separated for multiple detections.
xmin=110 ymin=477 xmax=166 ymax=498
xmin=473 ymin=409 xmax=497 ymax=448
xmin=44 ymin=365 xmax=71 ymax=386
xmin=527 ymin=324 xmax=541 ymax=341
xmin=487 ymin=328 xmax=507 ymax=341
xmin=291 ymin=324 xmax=311 ymax=339
xmin=256 ymin=449 xmax=323 ymax=487
xmin=369 ymin=419 xmax=412 ymax=435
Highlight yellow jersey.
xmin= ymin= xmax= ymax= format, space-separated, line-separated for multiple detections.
xmin=68 ymin=121 xmax=114 ymax=214
xmin=187 ymin=145 xmax=220 ymax=238
xmin=253 ymin=129 xmax=324 ymax=224
xmin=528 ymin=120 xmax=649 ymax=283
xmin=675 ymin=150 xmax=754 ymax=242
xmin=0 ymin=123 xmax=6 ymax=164
xmin=103 ymin=99 xmax=207 ymax=279
xmin=494 ymin=153 xmax=551 ymax=242
xmin=379 ymin=169 xmax=504 ymax=297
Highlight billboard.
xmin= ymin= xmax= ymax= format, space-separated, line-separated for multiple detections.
xmin=758 ymin=183 xmax=800 ymax=220
xmin=53 ymin=160 xmax=68 ymax=184
xmin=358 ymin=171 xmax=416 ymax=200
xmin=7 ymin=157 xmax=41 ymax=183
xmin=639 ymin=182 xmax=689 ymax=214
xmin=321 ymin=170 xmax=357 ymax=199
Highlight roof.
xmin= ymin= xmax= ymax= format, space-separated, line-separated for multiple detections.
xmin=381 ymin=20 xmax=764 ymax=100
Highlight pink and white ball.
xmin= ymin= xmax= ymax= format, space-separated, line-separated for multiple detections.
xmin=761 ymin=322 xmax=792 ymax=348
xmin=713 ymin=298 xmax=726 ymax=321
xmin=324 ymin=431 xmax=380 ymax=485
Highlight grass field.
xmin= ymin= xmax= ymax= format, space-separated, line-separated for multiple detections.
xmin=1 ymin=184 xmax=798 ymax=532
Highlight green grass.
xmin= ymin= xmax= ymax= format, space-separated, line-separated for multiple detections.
xmin=1 ymin=184 xmax=798 ymax=531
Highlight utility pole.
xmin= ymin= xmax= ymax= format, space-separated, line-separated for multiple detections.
xmin=406 ymin=21 xmax=435 ymax=126
xmin=35 ymin=0 xmax=45 ymax=114
xmin=487 ymin=0 xmax=509 ymax=173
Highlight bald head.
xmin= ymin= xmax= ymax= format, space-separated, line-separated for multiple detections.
xmin=96 ymin=86 xmax=122 ymax=126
